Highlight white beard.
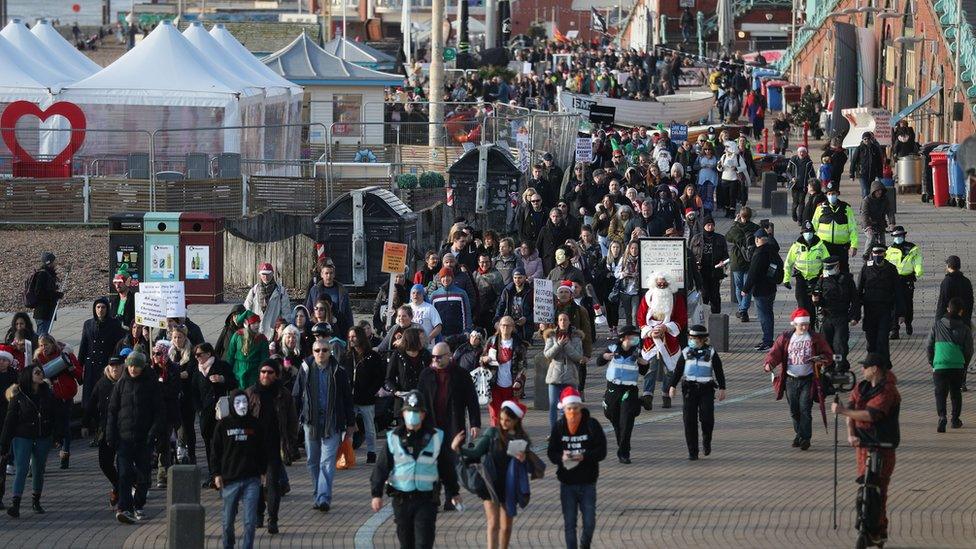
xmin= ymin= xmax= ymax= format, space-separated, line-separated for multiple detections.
xmin=647 ymin=287 xmax=674 ymax=321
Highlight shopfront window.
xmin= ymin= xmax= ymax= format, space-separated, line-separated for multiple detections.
xmin=332 ymin=94 xmax=363 ymax=137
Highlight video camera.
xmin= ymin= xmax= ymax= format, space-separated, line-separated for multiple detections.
xmin=820 ymin=354 xmax=857 ymax=395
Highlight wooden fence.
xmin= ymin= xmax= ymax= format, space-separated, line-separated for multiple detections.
xmin=0 ymin=178 xmax=85 ymax=223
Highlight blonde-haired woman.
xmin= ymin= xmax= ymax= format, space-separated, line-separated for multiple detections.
xmin=169 ymin=325 xmax=198 ymax=464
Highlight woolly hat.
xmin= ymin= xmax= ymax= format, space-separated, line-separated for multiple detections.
xmin=557 ymin=386 xmax=583 ymax=409
xmin=754 ymin=228 xmax=769 ymax=239
xmin=411 ymin=283 xmax=426 ymax=295
xmin=512 ymin=266 xmax=526 ymax=277
xmin=41 ymin=252 xmax=56 ymax=265
xmin=438 ymin=266 xmax=454 ymax=279
xmin=500 ymin=400 xmax=526 ymax=419
xmin=791 ymin=308 xmax=811 ymax=325
xmin=258 ymin=262 xmax=274 ymax=275
xmin=125 ymin=352 xmax=147 ymax=368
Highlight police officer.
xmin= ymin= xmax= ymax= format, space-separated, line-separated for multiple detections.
xmin=668 ymin=325 xmax=726 ymax=460
xmin=858 ymin=246 xmax=901 ymax=360
xmin=370 ymin=390 xmax=460 ymax=549
xmin=596 ymin=326 xmax=650 ymax=465
xmin=811 ymin=183 xmax=858 ymax=273
xmin=783 ymin=221 xmax=831 ymax=328
xmin=813 ymin=256 xmax=860 ymax=369
xmin=885 ymin=226 xmax=923 ymax=339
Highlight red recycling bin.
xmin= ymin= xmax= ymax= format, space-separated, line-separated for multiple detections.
xmin=930 ymin=151 xmax=950 ymax=207
xmin=179 ymin=213 xmax=225 ymax=304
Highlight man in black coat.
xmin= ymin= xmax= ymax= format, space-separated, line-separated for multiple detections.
xmin=787 ymin=147 xmax=817 ymax=224
xmin=191 ymin=342 xmax=237 ymax=486
xmin=936 ymin=255 xmax=975 ymax=391
xmin=28 ymin=252 xmax=63 ymax=336
xmin=858 ymin=246 xmax=902 ymax=360
xmin=537 ymin=208 xmax=574 ymax=275
xmin=850 ymin=131 xmax=884 ymax=198
xmin=79 ymin=297 xmax=126 ymax=409
xmin=741 ymin=229 xmax=784 ymax=351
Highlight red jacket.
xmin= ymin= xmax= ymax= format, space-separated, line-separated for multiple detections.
xmin=763 ymin=330 xmax=833 ymax=401
xmin=36 ymin=345 xmax=82 ymax=402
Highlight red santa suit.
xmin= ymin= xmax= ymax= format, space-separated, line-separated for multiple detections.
xmin=636 ymin=274 xmax=687 ymax=372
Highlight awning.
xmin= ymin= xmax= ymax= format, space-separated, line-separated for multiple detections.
xmin=892 ymin=85 xmax=942 ymax=125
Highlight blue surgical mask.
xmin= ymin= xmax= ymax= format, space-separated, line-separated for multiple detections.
xmin=803 ymin=232 xmax=814 ymax=242
xmin=629 ymin=337 xmax=641 ymax=347
xmin=827 ymin=194 xmax=839 ymax=205
xmin=893 ymin=236 xmax=905 ymax=244
xmin=688 ymin=339 xmax=701 ymax=349
xmin=403 ymin=410 xmax=422 ymax=428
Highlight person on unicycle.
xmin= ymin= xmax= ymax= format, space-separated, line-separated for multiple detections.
xmin=832 ymin=352 xmax=901 ymax=547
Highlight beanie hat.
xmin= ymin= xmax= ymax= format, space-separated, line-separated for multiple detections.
xmin=411 ymin=283 xmax=426 ymax=295
xmin=557 ymin=386 xmax=583 ymax=409
xmin=512 ymin=266 xmax=526 ymax=276
xmin=125 ymin=352 xmax=147 ymax=368
xmin=260 ymin=358 xmax=281 ymax=376
xmin=500 ymin=400 xmax=526 ymax=419
xmin=791 ymin=308 xmax=811 ymax=325
xmin=258 ymin=262 xmax=274 ymax=275
xmin=438 ymin=266 xmax=454 ymax=279
xmin=41 ymin=252 xmax=56 ymax=265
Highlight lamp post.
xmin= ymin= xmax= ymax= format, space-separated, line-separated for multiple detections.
xmin=429 ymin=0 xmax=445 ymax=148
xmin=953 ymin=0 xmax=962 ymax=143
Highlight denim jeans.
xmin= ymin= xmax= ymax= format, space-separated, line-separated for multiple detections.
xmin=732 ymin=271 xmax=752 ymax=313
xmin=11 ymin=436 xmax=52 ymax=496
xmin=354 ymin=405 xmax=376 ymax=452
xmin=548 ymin=383 xmax=575 ymax=429
xmin=754 ymin=292 xmax=775 ymax=346
xmin=560 ymin=483 xmax=597 ymax=549
xmin=33 ymin=318 xmax=51 ymax=337
xmin=222 ymin=476 xmax=261 ymax=549
xmin=785 ymin=376 xmax=813 ymax=441
xmin=642 ymin=359 xmax=670 ymax=396
xmin=304 ymin=426 xmax=340 ymax=506
xmin=617 ymin=293 xmax=638 ymax=327
xmin=116 ymin=439 xmax=152 ymax=513
xmin=859 ymin=176 xmax=872 ymax=198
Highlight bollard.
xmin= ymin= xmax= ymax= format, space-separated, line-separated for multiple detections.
xmin=167 ymin=465 xmax=204 ymax=549
xmin=533 ymin=354 xmax=549 ymax=411
xmin=761 ymin=172 xmax=778 ymax=208
xmin=708 ymin=313 xmax=730 ymax=352
xmin=770 ymin=190 xmax=789 ymax=216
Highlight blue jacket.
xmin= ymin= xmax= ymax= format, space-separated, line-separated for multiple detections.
xmin=430 ymin=284 xmax=472 ymax=337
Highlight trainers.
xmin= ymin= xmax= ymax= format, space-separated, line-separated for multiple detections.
xmin=134 ymin=509 xmax=146 ymax=521
xmin=641 ymin=395 xmax=653 ymax=410
xmin=740 ymin=312 xmax=750 ymax=323
xmin=117 ymin=511 xmax=136 ymax=524
xmin=153 ymin=480 xmax=166 ymax=490
xmin=703 ymin=442 xmax=712 ymax=456
xmin=756 ymin=343 xmax=771 ymax=352
xmin=661 ymin=396 xmax=672 ymax=409
xmin=951 ymin=418 xmax=963 ymax=429
xmin=734 ymin=311 xmax=743 ymax=320
xmin=938 ymin=418 xmax=947 ymax=433
xmin=268 ymin=523 xmax=279 ymax=535
xmin=889 ymin=331 xmax=899 ymax=340
xmin=792 ymin=437 xmax=801 ymax=448
xmin=688 ymin=453 xmax=699 ymax=461
xmin=366 ymin=452 xmax=377 ymax=464
xmin=5 ymin=464 xmax=14 ymax=475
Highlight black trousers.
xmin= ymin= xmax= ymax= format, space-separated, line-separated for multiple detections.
xmin=681 ymin=381 xmax=715 ymax=457
xmin=116 ymin=440 xmax=152 ymax=513
xmin=98 ymin=439 xmax=119 ymax=492
xmin=177 ymin=400 xmax=197 ymax=461
xmin=824 ymin=242 xmax=851 ymax=273
xmin=258 ymin=454 xmax=283 ymax=525
xmin=821 ymin=315 xmax=851 ymax=365
xmin=701 ymin=267 xmax=723 ymax=314
xmin=794 ymin=276 xmax=818 ymax=328
xmin=892 ymin=277 xmax=915 ymax=333
xmin=200 ymin=411 xmax=217 ymax=476
xmin=933 ymin=370 xmax=964 ymax=420
xmin=603 ymin=383 xmax=638 ymax=458
xmin=393 ymin=494 xmax=438 ymax=549
xmin=863 ymin=306 xmax=893 ymax=358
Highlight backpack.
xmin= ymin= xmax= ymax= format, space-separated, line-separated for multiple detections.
xmin=23 ymin=270 xmax=43 ymax=309
xmin=739 ymin=234 xmax=757 ymax=263
xmin=456 ymin=450 xmax=499 ymax=502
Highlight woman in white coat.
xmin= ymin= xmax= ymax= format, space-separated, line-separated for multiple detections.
xmin=244 ymin=262 xmax=292 ymax=339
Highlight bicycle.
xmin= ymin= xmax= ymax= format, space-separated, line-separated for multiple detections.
xmin=854 ymin=440 xmax=894 ymax=549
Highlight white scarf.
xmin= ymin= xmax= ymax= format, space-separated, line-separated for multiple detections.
xmin=197 ymin=356 xmax=215 ymax=377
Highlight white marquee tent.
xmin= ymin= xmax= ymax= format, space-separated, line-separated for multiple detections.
xmin=1 ymin=19 xmax=79 ymax=86
xmin=31 ymin=20 xmax=101 ymax=78
xmin=0 ymin=34 xmax=56 ymax=159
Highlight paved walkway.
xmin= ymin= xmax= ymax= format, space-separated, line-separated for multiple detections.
xmin=1 ymin=188 xmax=975 ymax=548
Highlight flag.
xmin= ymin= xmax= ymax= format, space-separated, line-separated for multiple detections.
xmin=591 ymin=8 xmax=608 ymax=34
xmin=553 ymin=27 xmax=569 ymax=43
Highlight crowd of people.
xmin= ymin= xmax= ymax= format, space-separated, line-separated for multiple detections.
xmin=0 ymin=115 xmax=970 ymax=547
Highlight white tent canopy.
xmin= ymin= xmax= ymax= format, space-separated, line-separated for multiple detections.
xmin=322 ymin=37 xmax=397 ymax=70
xmin=31 ymin=19 xmax=101 ymax=78
xmin=209 ymin=24 xmax=303 ymax=96
xmin=0 ymin=19 xmax=78 ymax=87
xmin=0 ymin=34 xmax=55 ymax=158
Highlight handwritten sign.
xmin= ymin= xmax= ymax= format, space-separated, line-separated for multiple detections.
xmin=381 ymin=241 xmax=408 ymax=274
xmin=533 ymin=278 xmax=554 ymax=323
xmin=575 ymin=137 xmax=593 ymax=163
xmin=639 ymin=238 xmax=686 ymax=290
xmin=135 ymin=281 xmax=186 ymax=328
xmin=669 ymin=123 xmax=689 ymax=142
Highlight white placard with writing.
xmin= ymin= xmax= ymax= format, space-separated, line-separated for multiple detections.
xmin=533 ymin=278 xmax=554 ymax=324
xmin=639 ymin=238 xmax=686 ymax=290
xmin=135 ymin=281 xmax=186 ymax=328
xmin=575 ymin=137 xmax=593 ymax=163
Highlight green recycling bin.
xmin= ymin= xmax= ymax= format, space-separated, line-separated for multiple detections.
xmin=143 ymin=212 xmax=181 ymax=283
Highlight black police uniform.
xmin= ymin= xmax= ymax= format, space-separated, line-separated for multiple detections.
xmin=814 ymin=264 xmax=860 ymax=368
xmin=857 ymin=255 xmax=901 ymax=359
xmin=669 ymin=345 xmax=726 ymax=459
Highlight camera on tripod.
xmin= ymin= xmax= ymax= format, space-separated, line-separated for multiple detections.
xmin=821 ymin=354 xmax=857 ymax=395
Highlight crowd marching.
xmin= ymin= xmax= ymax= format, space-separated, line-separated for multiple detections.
xmin=0 ymin=75 xmax=972 ymax=549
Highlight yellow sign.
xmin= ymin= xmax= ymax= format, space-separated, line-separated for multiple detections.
xmin=381 ymin=241 xmax=408 ymax=274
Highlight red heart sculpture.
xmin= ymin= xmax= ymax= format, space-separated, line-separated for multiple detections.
xmin=1 ymin=101 xmax=87 ymax=177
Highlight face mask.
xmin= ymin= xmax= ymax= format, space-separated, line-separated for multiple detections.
xmin=233 ymin=395 xmax=249 ymax=417
xmin=893 ymin=236 xmax=905 ymax=244
xmin=688 ymin=339 xmax=701 ymax=349
xmin=629 ymin=336 xmax=641 ymax=347
xmin=827 ymin=194 xmax=839 ymax=205
xmin=403 ymin=410 xmax=422 ymax=428
xmin=872 ymin=254 xmax=885 ymax=262
xmin=825 ymin=266 xmax=838 ymax=275
xmin=803 ymin=232 xmax=814 ymax=242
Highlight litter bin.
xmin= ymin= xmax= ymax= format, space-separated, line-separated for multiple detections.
xmin=314 ymin=186 xmax=417 ymax=291
xmin=108 ymin=212 xmax=145 ymax=291
xmin=929 ymin=145 xmax=951 ymax=208
xmin=948 ymin=144 xmax=967 ymax=207
xmin=896 ymin=154 xmax=923 ymax=189
xmin=179 ymin=213 xmax=225 ymax=304
xmin=766 ymin=85 xmax=783 ymax=111
xmin=920 ymin=142 xmax=946 ymax=202
xmin=143 ymin=212 xmax=181 ymax=282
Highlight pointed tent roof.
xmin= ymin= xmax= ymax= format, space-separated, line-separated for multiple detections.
xmin=0 ymin=19 xmax=77 ymax=86
xmin=183 ymin=21 xmax=284 ymax=97
xmin=66 ymin=20 xmax=260 ymax=101
xmin=262 ymin=32 xmax=402 ymax=87
xmin=0 ymin=34 xmax=53 ymax=98
xmin=209 ymin=24 xmax=302 ymax=94
xmin=322 ymin=37 xmax=396 ymax=68
xmin=31 ymin=19 xmax=101 ymax=77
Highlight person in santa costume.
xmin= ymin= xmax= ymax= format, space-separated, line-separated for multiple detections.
xmin=763 ymin=308 xmax=834 ymax=450
xmin=636 ymin=272 xmax=687 ymax=410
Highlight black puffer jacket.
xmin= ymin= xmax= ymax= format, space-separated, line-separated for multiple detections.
xmin=79 ymin=298 xmax=126 ymax=404
xmin=1 ymin=381 xmax=60 ymax=451
xmin=385 ymin=349 xmax=431 ymax=395
xmin=343 ymin=349 xmax=386 ymax=406
xmin=83 ymin=368 xmax=120 ymax=441
xmin=106 ymin=369 xmax=165 ymax=445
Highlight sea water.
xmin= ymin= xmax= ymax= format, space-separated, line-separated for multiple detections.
xmin=7 ymin=0 xmax=107 ymax=27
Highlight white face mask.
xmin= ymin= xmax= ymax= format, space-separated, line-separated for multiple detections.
xmin=803 ymin=232 xmax=814 ymax=242
xmin=893 ymin=236 xmax=905 ymax=244
xmin=825 ymin=266 xmax=838 ymax=275
xmin=827 ymin=194 xmax=839 ymax=205
xmin=403 ymin=410 xmax=422 ymax=428
xmin=233 ymin=395 xmax=249 ymax=417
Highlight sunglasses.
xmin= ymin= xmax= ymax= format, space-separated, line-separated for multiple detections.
xmin=313 ymin=348 xmax=331 ymax=354
xmin=432 ymin=353 xmax=449 ymax=360
xmin=530 ymin=199 xmax=542 ymax=203
xmin=194 ymin=352 xmax=208 ymax=357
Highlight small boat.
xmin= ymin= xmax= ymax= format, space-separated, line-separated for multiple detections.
xmin=557 ymin=89 xmax=715 ymax=127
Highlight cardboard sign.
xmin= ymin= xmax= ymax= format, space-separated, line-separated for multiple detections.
xmin=135 ymin=281 xmax=186 ymax=328
xmin=533 ymin=278 xmax=554 ymax=324
xmin=639 ymin=238 xmax=686 ymax=290
xmin=669 ymin=123 xmax=689 ymax=142
xmin=575 ymin=137 xmax=593 ymax=163
xmin=381 ymin=241 xmax=408 ymax=274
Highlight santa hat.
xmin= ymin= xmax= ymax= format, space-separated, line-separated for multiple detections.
xmin=112 ymin=273 xmax=126 ymax=284
xmin=791 ymin=308 xmax=811 ymax=325
xmin=0 ymin=349 xmax=13 ymax=365
xmin=500 ymin=400 xmax=527 ymax=419
xmin=258 ymin=262 xmax=274 ymax=275
xmin=557 ymin=386 xmax=583 ymax=409
xmin=557 ymin=280 xmax=574 ymax=294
